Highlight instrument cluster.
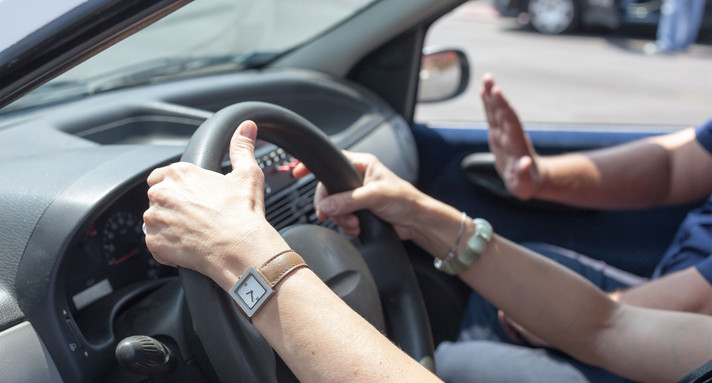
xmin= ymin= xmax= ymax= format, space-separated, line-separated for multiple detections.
xmin=63 ymin=143 xmax=300 ymax=317
xmin=63 ymin=184 xmax=176 ymax=316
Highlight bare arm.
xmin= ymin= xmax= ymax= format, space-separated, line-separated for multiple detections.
xmin=483 ymin=74 xmax=712 ymax=209
xmin=535 ymin=128 xmax=712 ymax=208
xmin=613 ymin=267 xmax=712 ymax=315
xmin=250 ymin=269 xmax=437 ymax=383
xmin=594 ymin=305 xmax=712 ymax=382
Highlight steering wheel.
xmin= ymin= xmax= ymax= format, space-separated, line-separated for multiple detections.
xmin=179 ymin=102 xmax=434 ymax=382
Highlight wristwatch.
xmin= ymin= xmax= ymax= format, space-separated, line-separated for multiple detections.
xmin=230 ymin=250 xmax=308 ymax=320
xmin=434 ymin=218 xmax=493 ymax=275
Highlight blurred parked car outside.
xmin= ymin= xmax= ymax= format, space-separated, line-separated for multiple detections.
xmin=493 ymin=0 xmax=712 ymax=34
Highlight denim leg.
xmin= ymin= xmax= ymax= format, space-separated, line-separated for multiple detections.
xmin=657 ymin=0 xmax=682 ymax=50
xmin=435 ymin=340 xmax=636 ymax=383
xmin=435 ymin=341 xmax=589 ymax=383
xmin=657 ymin=0 xmax=706 ymax=51
xmin=684 ymin=0 xmax=706 ymax=46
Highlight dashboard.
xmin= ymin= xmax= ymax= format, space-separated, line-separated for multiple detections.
xmin=0 ymin=69 xmax=419 ymax=382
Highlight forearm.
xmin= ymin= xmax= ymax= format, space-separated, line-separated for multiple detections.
xmin=596 ymin=306 xmax=712 ymax=382
xmin=200 ymin=223 xmax=438 ymax=382
xmin=464 ymin=237 xmax=712 ymax=381
xmin=613 ymin=267 xmax=712 ymax=315
xmin=533 ymin=127 xmax=709 ymax=208
xmin=405 ymin=195 xmax=466 ymax=259
xmin=407 ymin=204 xmax=616 ymax=361
xmin=459 ymin=235 xmax=618 ymax=363
xmin=250 ymin=268 xmax=439 ymax=383
xmin=534 ymin=141 xmax=672 ymax=209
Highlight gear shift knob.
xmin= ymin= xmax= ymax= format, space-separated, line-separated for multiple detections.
xmin=115 ymin=335 xmax=175 ymax=375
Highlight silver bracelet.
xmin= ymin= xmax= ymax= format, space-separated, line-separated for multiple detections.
xmin=433 ymin=211 xmax=467 ymax=272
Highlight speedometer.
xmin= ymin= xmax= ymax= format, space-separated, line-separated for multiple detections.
xmin=101 ymin=211 xmax=146 ymax=266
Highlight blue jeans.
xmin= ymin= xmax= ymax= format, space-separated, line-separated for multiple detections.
xmin=656 ymin=0 xmax=706 ymax=51
xmin=435 ymin=243 xmax=647 ymax=383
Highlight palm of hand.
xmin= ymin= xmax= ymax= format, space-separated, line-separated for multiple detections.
xmin=483 ymin=80 xmax=540 ymax=200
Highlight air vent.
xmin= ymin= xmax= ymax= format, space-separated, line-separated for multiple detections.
xmin=265 ymin=176 xmax=336 ymax=232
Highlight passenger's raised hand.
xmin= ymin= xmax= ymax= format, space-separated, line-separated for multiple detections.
xmin=482 ymin=74 xmax=542 ymax=200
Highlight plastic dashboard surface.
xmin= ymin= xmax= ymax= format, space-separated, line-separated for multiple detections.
xmin=0 ymin=69 xmax=419 ymax=382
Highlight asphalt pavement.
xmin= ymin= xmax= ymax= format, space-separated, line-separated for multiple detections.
xmin=415 ymin=1 xmax=712 ymax=127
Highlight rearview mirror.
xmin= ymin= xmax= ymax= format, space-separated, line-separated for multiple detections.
xmin=417 ymin=48 xmax=470 ymax=103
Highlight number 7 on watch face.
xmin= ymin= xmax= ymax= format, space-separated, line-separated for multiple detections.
xmin=237 ymin=274 xmax=267 ymax=309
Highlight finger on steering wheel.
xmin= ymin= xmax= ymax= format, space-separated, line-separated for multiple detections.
xmin=313 ymin=183 xmax=361 ymax=236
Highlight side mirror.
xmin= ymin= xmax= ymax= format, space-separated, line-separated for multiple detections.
xmin=417 ymin=48 xmax=470 ymax=103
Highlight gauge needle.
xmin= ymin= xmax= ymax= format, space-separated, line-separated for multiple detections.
xmin=112 ymin=250 xmax=136 ymax=265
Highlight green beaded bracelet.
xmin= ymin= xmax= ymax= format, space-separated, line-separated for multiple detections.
xmin=435 ymin=218 xmax=493 ymax=275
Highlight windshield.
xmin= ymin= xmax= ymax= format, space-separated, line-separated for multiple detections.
xmin=5 ymin=0 xmax=375 ymax=113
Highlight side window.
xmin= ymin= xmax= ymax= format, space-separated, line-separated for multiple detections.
xmin=416 ymin=0 xmax=712 ymax=128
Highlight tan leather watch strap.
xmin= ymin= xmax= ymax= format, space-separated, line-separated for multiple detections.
xmin=230 ymin=250 xmax=309 ymax=321
xmin=257 ymin=250 xmax=308 ymax=288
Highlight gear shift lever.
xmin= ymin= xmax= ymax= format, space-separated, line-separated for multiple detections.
xmin=115 ymin=335 xmax=175 ymax=376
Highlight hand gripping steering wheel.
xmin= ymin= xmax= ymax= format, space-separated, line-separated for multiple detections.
xmin=179 ymin=102 xmax=434 ymax=382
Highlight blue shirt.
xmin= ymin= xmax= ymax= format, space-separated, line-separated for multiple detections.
xmin=652 ymin=119 xmax=712 ymax=282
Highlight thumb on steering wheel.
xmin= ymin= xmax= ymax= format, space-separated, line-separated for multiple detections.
xmin=229 ymin=120 xmax=258 ymax=173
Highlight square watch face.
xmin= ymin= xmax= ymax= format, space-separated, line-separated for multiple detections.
xmin=230 ymin=266 xmax=273 ymax=317
xmin=237 ymin=274 xmax=267 ymax=309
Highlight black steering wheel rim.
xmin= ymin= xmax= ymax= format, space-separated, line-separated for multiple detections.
xmin=179 ymin=101 xmax=434 ymax=382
